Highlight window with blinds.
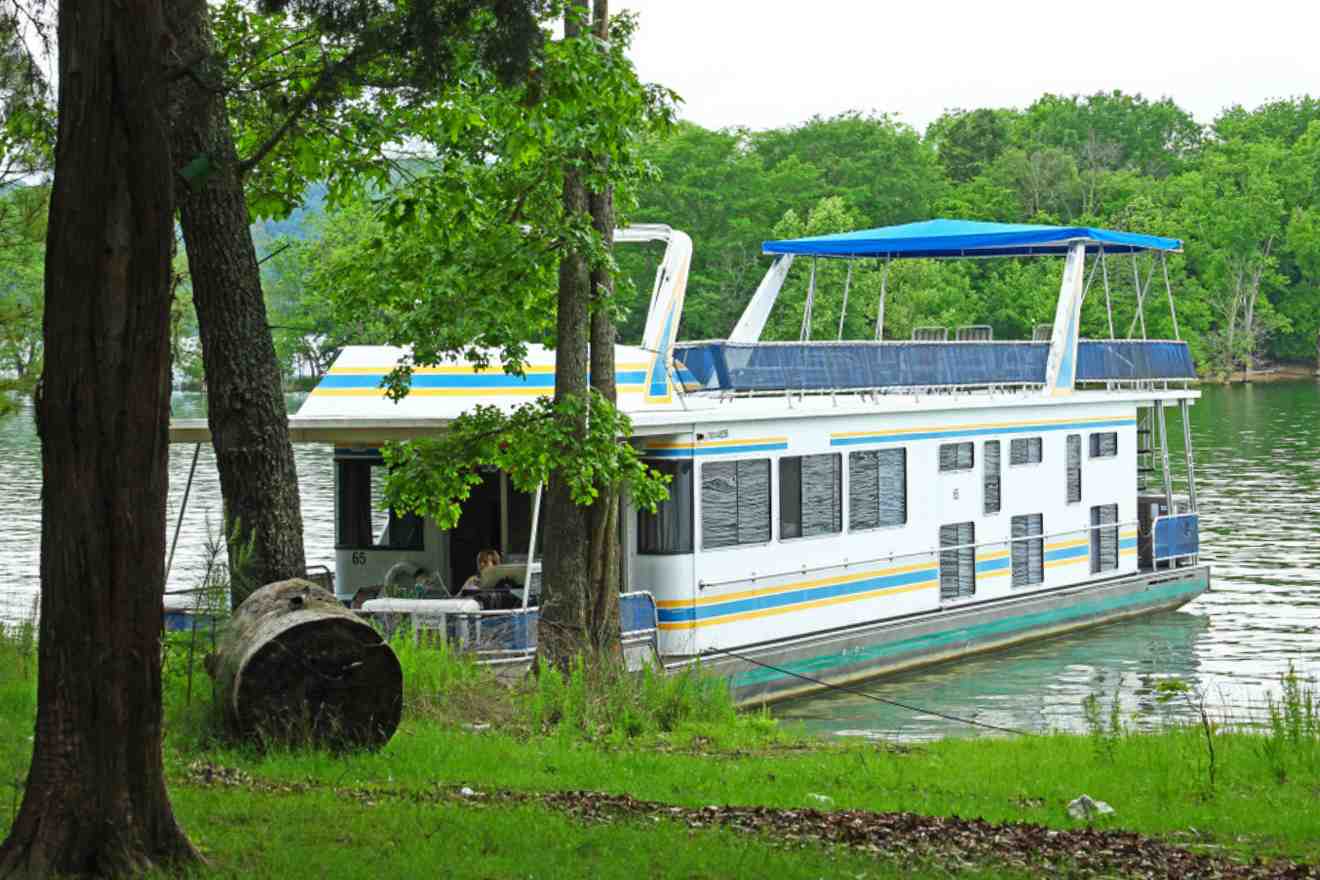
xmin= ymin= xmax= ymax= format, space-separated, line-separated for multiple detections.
xmin=938 ymin=442 xmax=974 ymax=472
xmin=1011 ymin=513 xmax=1044 ymax=587
xmin=1010 ymin=436 xmax=1042 ymax=465
xmin=701 ymin=459 xmax=771 ymax=550
xmin=637 ymin=460 xmax=694 ymax=554
xmin=780 ymin=454 xmax=841 ymax=540
xmin=1089 ymin=431 xmax=1118 ymax=458
xmin=1066 ymin=434 xmax=1082 ymax=504
xmin=939 ymin=521 xmax=976 ymax=600
xmin=848 ymin=449 xmax=907 ymax=530
xmin=983 ymin=440 xmax=1001 ymax=514
xmin=1090 ymin=503 xmax=1119 ymax=573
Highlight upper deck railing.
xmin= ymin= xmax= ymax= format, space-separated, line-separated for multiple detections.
xmin=673 ymin=339 xmax=1197 ymax=396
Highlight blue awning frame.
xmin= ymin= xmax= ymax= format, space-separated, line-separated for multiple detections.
xmin=762 ymin=219 xmax=1183 ymax=260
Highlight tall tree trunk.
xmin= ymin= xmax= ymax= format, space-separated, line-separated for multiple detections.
xmin=585 ymin=0 xmax=621 ymax=657
xmin=165 ymin=0 xmax=306 ymax=606
xmin=538 ymin=160 xmax=592 ymax=668
xmin=0 ymin=2 xmax=199 ymax=875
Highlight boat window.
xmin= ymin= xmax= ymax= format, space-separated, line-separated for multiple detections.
xmin=983 ymin=441 xmax=1001 ymax=515
xmin=848 ymin=449 xmax=906 ymax=531
xmin=939 ymin=522 xmax=975 ymax=600
xmin=335 ymin=457 xmax=424 ymax=551
xmin=779 ymin=454 xmax=841 ymax=540
xmin=1090 ymin=504 xmax=1119 ymax=573
xmin=1010 ymin=437 xmax=1042 ymax=465
xmin=938 ymin=442 xmax=974 ymax=472
xmin=701 ymin=459 xmax=771 ymax=549
xmin=1011 ymin=514 xmax=1044 ymax=587
xmin=1066 ymin=435 xmax=1082 ymax=504
xmin=638 ymin=460 xmax=694 ymax=555
xmin=1089 ymin=432 xmax=1118 ymax=458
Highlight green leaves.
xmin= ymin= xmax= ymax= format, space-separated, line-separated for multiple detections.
xmin=380 ymin=391 xmax=670 ymax=528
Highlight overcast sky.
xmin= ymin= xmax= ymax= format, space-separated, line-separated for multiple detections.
xmin=615 ymin=0 xmax=1320 ymax=134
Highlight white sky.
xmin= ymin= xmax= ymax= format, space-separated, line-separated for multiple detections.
xmin=616 ymin=0 xmax=1320 ymax=134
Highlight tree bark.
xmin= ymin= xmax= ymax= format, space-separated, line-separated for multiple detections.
xmin=0 ymin=2 xmax=199 ymax=875
xmin=166 ymin=0 xmax=307 ymax=607
xmin=537 ymin=2 xmax=593 ymax=671
xmin=585 ymin=0 xmax=621 ymax=657
xmin=207 ymin=579 xmax=401 ymax=749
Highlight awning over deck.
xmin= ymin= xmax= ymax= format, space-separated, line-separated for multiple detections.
xmin=762 ymin=219 xmax=1183 ymax=259
xmin=673 ymin=340 xmax=1197 ymax=394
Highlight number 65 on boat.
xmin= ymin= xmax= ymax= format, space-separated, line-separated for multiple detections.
xmin=170 ymin=218 xmax=1210 ymax=705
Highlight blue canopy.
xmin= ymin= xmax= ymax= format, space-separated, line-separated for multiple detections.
xmin=762 ymin=219 xmax=1182 ymax=259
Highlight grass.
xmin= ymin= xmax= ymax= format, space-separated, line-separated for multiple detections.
xmin=3 ymin=624 xmax=1319 ymax=876
xmin=161 ymin=786 xmax=1021 ymax=880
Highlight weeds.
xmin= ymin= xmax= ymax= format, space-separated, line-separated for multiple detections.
xmin=1081 ymin=680 xmax=1124 ymax=762
xmin=1258 ymin=663 xmax=1320 ymax=783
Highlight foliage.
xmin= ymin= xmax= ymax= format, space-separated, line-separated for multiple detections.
xmin=380 ymin=391 xmax=670 ymax=528
xmin=0 ymin=185 xmax=45 ymax=415
xmin=0 ymin=9 xmax=52 ymax=189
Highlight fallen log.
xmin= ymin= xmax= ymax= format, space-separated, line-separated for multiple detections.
xmin=206 ymin=578 xmax=402 ymax=749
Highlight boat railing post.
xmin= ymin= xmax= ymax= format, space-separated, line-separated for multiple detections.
xmin=1155 ymin=399 xmax=1174 ymax=514
xmin=522 ymin=483 xmax=542 ymax=610
xmin=1179 ymin=398 xmax=1197 ymax=514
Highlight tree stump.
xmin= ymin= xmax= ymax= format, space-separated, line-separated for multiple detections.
xmin=207 ymin=578 xmax=402 ymax=749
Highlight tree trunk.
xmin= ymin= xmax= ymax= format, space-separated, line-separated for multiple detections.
xmin=0 ymin=2 xmax=200 ymax=875
xmin=206 ymin=579 xmax=401 ymax=749
xmin=166 ymin=0 xmax=307 ymax=607
xmin=584 ymin=0 xmax=621 ymax=657
xmin=538 ymin=163 xmax=592 ymax=669
xmin=536 ymin=2 xmax=594 ymax=671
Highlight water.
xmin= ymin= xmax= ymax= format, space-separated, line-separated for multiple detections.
xmin=0 ymin=393 xmax=338 ymax=620
xmin=2 ymin=382 xmax=1318 ymax=737
xmin=777 ymin=380 xmax=1320 ymax=739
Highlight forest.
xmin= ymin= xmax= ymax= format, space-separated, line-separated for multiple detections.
xmin=222 ymin=93 xmax=1320 ymax=386
xmin=4 ymin=80 xmax=1320 ymax=398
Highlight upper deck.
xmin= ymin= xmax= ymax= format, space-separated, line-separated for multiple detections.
xmin=674 ymin=339 xmax=1197 ymax=396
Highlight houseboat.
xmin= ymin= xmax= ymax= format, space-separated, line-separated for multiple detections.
xmin=169 ymin=220 xmax=1208 ymax=704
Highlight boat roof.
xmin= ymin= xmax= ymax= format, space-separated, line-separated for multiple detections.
xmin=762 ymin=219 xmax=1183 ymax=259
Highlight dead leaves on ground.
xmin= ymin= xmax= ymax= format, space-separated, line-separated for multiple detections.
xmin=181 ymin=761 xmax=1317 ymax=879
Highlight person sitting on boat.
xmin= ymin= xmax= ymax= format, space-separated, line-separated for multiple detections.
xmin=460 ymin=548 xmax=502 ymax=594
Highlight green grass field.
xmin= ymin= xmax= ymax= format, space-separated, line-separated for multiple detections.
xmin=2 ymin=628 xmax=1318 ymax=877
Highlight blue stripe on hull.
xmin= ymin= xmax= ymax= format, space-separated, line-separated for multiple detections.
xmin=658 ymin=567 xmax=937 ymax=624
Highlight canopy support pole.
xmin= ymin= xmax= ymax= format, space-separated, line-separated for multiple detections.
xmin=522 ymin=483 xmax=542 ymax=609
xmin=1080 ymin=250 xmax=1100 ymax=306
xmin=836 ymin=262 xmax=854 ymax=340
xmin=1100 ymin=248 xmax=1114 ymax=339
xmin=1128 ymin=253 xmax=1153 ymax=340
xmin=873 ymin=257 xmax=890 ymax=341
xmin=800 ymin=258 xmax=817 ymax=342
xmin=1161 ymin=252 xmax=1181 ymax=340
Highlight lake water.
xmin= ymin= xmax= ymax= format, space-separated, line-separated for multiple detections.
xmin=1 ymin=382 xmax=1318 ymax=738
